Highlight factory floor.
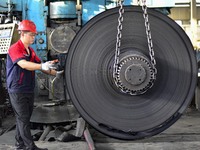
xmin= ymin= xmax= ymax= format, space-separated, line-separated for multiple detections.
xmin=0 ymin=107 xmax=200 ymax=150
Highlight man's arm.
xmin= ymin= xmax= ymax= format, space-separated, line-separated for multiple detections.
xmin=17 ymin=59 xmax=57 ymax=76
xmin=17 ymin=59 xmax=41 ymax=70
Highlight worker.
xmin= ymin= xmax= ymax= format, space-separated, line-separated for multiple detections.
xmin=6 ymin=20 xmax=59 ymax=150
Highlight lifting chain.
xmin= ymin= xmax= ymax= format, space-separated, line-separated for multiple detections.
xmin=113 ymin=0 xmax=124 ymax=86
xmin=113 ymin=0 xmax=157 ymax=95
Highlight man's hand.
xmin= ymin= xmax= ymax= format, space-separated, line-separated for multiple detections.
xmin=41 ymin=61 xmax=51 ymax=71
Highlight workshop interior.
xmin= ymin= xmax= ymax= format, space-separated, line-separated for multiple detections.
xmin=0 ymin=0 xmax=200 ymax=145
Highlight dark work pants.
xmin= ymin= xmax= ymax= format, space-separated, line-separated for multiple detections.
xmin=9 ymin=93 xmax=35 ymax=149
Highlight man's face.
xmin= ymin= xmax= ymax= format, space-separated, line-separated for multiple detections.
xmin=22 ymin=31 xmax=36 ymax=44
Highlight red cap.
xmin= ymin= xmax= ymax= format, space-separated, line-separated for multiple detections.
xmin=18 ymin=20 xmax=37 ymax=33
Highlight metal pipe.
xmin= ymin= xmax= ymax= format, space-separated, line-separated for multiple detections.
xmin=7 ymin=0 xmax=11 ymax=12
xmin=4 ymin=0 xmax=12 ymax=23
xmin=39 ymin=125 xmax=53 ymax=141
xmin=44 ymin=0 xmax=47 ymax=6
xmin=190 ymin=0 xmax=197 ymax=49
xmin=84 ymin=128 xmax=95 ymax=150
xmin=76 ymin=0 xmax=82 ymax=26
xmin=77 ymin=0 xmax=80 ymax=7
xmin=76 ymin=0 xmax=81 ymax=10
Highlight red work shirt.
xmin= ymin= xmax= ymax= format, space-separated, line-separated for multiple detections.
xmin=6 ymin=40 xmax=41 ymax=93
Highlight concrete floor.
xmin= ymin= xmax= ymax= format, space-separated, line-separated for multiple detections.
xmin=0 ymin=108 xmax=200 ymax=150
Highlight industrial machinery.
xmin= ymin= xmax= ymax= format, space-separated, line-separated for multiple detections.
xmin=0 ymin=0 xmax=197 ymax=141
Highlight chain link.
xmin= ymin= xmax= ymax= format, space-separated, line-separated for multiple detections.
xmin=113 ymin=0 xmax=157 ymax=94
xmin=113 ymin=0 xmax=124 ymax=85
xmin=141 ymin=0 xmax=157 ymax=79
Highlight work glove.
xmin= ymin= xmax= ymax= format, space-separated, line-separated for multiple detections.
xmin=56 ymin=70 xmax=64 ymax=79
xmin=41 ymin=61 xmax=51 ymax=71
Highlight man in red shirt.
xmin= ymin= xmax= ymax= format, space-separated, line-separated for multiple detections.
xmin=6 ymin=20 xmax=57 ymax=150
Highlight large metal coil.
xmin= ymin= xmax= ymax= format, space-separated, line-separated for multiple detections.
xmin=65 ymin=6 xmax=197 ymax=140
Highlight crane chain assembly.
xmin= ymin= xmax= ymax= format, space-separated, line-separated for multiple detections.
xmin=113 ymin=0 xmax=157 ymax=95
